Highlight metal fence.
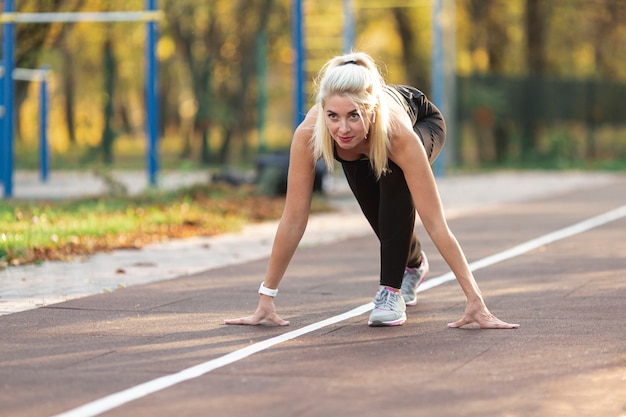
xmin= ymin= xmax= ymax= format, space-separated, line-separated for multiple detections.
xmin=455 ymin=74 xmax=626 ymax=165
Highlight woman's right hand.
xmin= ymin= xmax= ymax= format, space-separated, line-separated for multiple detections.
xmin=447 ymin=298 xmax=519 ymax=329
xmin=224 ymin=296 xmax=290 ymax=326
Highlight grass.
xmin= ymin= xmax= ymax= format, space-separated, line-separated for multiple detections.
xmin=0 ymin=183 xmax=331 ymax=269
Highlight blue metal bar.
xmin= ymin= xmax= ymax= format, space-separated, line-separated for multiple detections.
xmin=1 ymin=4 xmax=162 ymax=197
xmin=0 ymin=63 xmax=4 ymax=186
xmin=39 ymin=66 xmax=49 ymax=182
xmin=145 ymin=0 xmax=159 ymax=186
xmin=2 ymin=0 xmax=15 ymax=198
xmin=291 ymin=0 xmax=305 ymax=130
xmin=342 ymin=0 xmax=355 ymax=53
xmin=431 ymin=0 xmax=445 ymax=177
xmin=256 ymin=32 xmax=268 ymax=153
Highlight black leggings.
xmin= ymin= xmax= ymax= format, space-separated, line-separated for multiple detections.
xmin=339 ymin=91 xmax=446 ymax=289
xmin=341 ymin=158 xmax=423 ymax=288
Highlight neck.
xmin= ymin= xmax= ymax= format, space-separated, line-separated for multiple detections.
xmin=335 ymin=140 xmax=370 ymax=161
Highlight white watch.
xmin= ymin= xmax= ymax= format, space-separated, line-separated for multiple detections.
xmin=258 ymin=282 xmax=278 ymax=297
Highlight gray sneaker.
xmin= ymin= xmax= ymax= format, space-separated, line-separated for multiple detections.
xmin=368 ymin=286 xmax=406 ymax=327
xmin=401 ymin=251 xmax=430 ymax=306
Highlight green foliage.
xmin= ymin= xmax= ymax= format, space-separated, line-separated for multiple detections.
xmin=0 ymin=183 xmax=330 ymax=269
xmin=11 ymin=0 xmax=626 ymax=172
xmin=456 ymin=74 xmax=626 ymax=168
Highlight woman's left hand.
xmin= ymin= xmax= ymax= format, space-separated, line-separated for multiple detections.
xmin=448 ymin=299 xmax=520 ymax=329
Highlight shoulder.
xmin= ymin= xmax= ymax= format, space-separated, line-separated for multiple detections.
xmin=298 ymin=106 xmax=319 ymax=129
xmin=290 ymin=106 xmax=319 ymax=158
xmin=382 ymin=92 xmax=414 ymax=133
xmin=383 ymin=92 xmax=422 ymax=152
xmin=293 ymin=106 xmax=318 ymax=139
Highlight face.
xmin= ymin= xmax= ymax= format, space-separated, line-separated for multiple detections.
xmin=323 ymin=94 xmax=370 ymax=151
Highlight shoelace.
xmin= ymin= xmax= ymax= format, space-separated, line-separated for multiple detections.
xmin=374 ymin=288 xmax=400 ymax=310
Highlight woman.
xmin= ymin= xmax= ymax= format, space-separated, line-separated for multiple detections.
xmin=225 ymin=52 xmax=519 ymax=329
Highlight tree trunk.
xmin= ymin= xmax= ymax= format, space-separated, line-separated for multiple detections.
xmin=194 ymin=56 xmax=213 ymax=165
xmin=227 ymin=0 xmax=274 ymax=163
xmin=100 ymin=38 xmax=116 ymax=165
xmin=61 ymin=49 xmax=76 ymax=144
xmin=391 ymin=8 xmax=427 ymax=91
xmin=522 ymin=0 xmax=545 ymax=160
xmin=218 ymin=127 xmax=232 ymax=164
xmin=526 ymin=0 xmax=545 ymax=75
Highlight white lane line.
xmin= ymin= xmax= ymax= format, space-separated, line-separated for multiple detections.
xmin=50 ymin=304 xmax=373 ymax=417
xmin=51 ymin=205 xmax=626 ymax=417
xmin=419 ymin=205 xmax=626 ymax=292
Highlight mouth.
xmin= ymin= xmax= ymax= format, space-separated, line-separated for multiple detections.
xmin=336 ymin=136 xmax=353 ymax=143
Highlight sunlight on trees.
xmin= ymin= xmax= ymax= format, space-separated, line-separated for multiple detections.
xmin=8 ymin=0 xmax=626 ymax=171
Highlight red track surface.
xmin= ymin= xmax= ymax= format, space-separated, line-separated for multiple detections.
xmin=1 ymin=178 xmax=625 ymax=417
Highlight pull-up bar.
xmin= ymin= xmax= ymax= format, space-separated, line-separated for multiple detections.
xmin=6 ymin=66 xmax=51 ymax=183
xmin=0 ymin=0 xmax=161 ymax=198
xmin=0 ymin=11 xmax=163 ymax=23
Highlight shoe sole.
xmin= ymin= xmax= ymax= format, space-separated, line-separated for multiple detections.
xmin=368 ymin=313 xmax=407 ymax=327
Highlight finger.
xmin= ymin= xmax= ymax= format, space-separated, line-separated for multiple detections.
xmin=224 ymin=314 xmax=290 ymax=326
xmin=477 ymin=312 xmax=520 ymax=329
xmin=268 ymin=315 xmax=290 ymax=326
xmin=257 ymin=313 xmax=290 ymax=326
xmin=479 ymin=319 xmax=520 ymax=329
xmin=224 ymin=316 xmax=258 ymax=325
xmin=447 ymin=317 xmax=474 ymax=328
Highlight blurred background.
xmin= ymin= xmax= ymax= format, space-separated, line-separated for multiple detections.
xmin=4 ymin=0 xmax=626 ymax=176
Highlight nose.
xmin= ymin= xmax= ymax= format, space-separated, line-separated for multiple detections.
xmin=338 ymin=118 xmax=351 ymax=133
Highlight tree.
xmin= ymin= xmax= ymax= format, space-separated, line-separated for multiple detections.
xmin=525 ymin=0 xmax=545 ymax=75
xmin=218 ymin=0 xmax=274 ymax=164
xmin=100 ymin=36 xmax=116 ymax=165
xmin=12 ymin=0 xmax=67 ymax=141
xmin=162 ymin=0 xmax=274 ymax=166
xmin=521 ymin=0 xmax=547 ymax=160
xmin=391 ymin=7 xmax=428 ymax=90
xmin=163 ymin=2 xmax=214 ymax=162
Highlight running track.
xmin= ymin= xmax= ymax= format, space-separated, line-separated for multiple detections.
xmin=1 ymin=177 xmax=625 ymax=417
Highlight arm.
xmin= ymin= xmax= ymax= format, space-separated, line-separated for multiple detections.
xmin=389 ymin=116 xmax=518 ymax=329
xmin=224 ymin=109 xmax=318 ymax=326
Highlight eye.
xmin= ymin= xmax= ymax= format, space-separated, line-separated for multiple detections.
xmin=349 ymin=113 xmax=360 ymax=120
xmin=327 ymin=112 xmax=337 ymax=120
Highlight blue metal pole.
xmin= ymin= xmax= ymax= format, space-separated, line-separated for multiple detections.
xmin=256 ymin=32 xmax=268 ymax=154
xmin=342 ymin=0 xmax=355 ymax=54
xmin=431 ymin=0 xmax=445 ymax=177
xmin=145 ymin=0 xmax=158 ymax=187
xmin=39 ymin=66 xmax=49 ymax=182
xmin=292 ymin=0 xmax=305 ymax=130
xmin=0 ymin=61 xmax=4 ymax=186
xmin=443 ymin=0 xmax=456 ymax=169
xmin=2 ymin=0 xmax=16 ymax=197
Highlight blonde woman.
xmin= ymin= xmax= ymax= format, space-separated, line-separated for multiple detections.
xmin=225 ymin=52 xmax=519 ymax=329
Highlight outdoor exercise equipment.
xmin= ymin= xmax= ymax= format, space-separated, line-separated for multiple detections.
xmin=0 ymin=0 xmax=161 ymax=198
xmin=10 ymin=66 xmax=50 ymax=183
xmin=291 ymin=0 xmax=455 ymax=176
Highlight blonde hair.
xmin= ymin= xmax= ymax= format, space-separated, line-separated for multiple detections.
xmin=311 ymin=52 xmax=391 ymax=179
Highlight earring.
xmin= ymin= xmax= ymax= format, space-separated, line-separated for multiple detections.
xmin=371 ymin=111 xmax=376 ymax=124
